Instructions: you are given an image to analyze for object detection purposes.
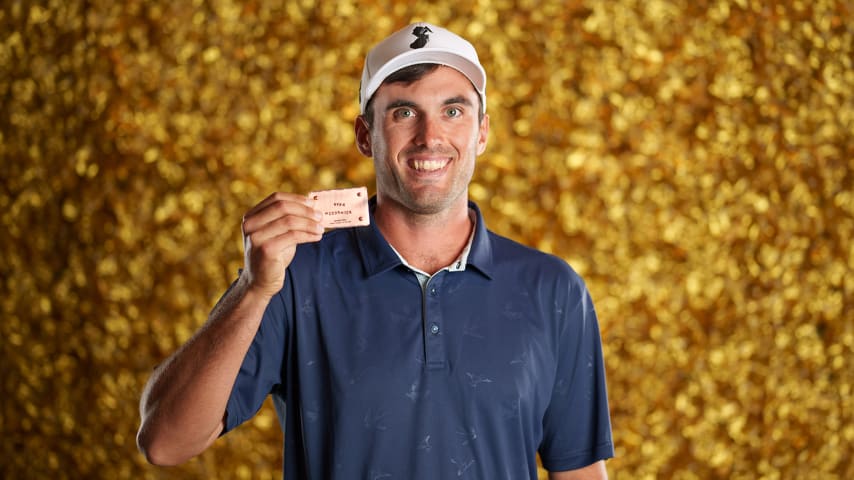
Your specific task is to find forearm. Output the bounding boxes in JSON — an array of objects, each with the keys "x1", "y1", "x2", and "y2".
[{"x1": 137, "y1": 274, "x2": 272, "y2": 465}]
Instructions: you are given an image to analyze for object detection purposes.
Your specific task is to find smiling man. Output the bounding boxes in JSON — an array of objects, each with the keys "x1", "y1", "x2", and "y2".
[{"x1": 137, "y1": 23, "x2": 614, "y2": 479}]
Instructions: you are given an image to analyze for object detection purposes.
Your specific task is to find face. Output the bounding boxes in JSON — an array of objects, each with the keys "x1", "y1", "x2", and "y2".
[{"x1": 355, "y1": 66, "x2": 489, "y2": 217}]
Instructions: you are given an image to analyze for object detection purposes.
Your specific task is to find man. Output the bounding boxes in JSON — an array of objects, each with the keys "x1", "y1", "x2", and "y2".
[{"x1": 137, "y1": 22, "x2": 614, "y2": 479}]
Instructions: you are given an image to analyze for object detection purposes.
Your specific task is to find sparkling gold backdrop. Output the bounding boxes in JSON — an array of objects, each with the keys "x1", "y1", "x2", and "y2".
[{"x1": 1, "y1": 0, "x2": 851, "y2": 478}]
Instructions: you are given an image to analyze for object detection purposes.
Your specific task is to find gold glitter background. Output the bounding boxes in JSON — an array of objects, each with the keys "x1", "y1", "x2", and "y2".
[{"x1": 1, "y1": 0, "x2": 851, "y2": 478}]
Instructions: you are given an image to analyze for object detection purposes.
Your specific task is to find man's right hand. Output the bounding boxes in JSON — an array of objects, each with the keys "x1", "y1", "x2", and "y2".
[
  {"x1": 137, "y1": 191, "x2": 324, "y2": 466},
  {"x1": 240, "y1": 192, "x2": 324, "y2": 298}
]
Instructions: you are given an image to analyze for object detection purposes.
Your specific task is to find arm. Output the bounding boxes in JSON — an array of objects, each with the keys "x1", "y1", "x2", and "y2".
[
  {"x1": 136, "y1": 192, "x2": 323, "y2": 466},
  {"x1": 549, "y1": 460, "x2": 608, "y2": 480},
  {"x1": 541, "y1": 271, "x2": 614, "y2": 478}
]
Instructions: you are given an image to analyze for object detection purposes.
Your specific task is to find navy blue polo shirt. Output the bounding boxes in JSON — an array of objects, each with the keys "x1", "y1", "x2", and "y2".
[{"x1": 223, "y1": 200, "x2": 613, "y2": 479}]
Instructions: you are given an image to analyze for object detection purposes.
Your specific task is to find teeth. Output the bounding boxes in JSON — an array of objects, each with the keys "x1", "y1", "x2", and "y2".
[{"x1": 413, "y1": 159, "x2": 446, "y2": 171}]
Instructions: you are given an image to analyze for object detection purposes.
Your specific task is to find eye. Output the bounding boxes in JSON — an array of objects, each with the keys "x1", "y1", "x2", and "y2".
[
  {"x1": 445, "y1": 107, "x2": 462, "y2": 118},
  {"x1": 393, "y1": 108, "x2": 415, "y2": 119}
]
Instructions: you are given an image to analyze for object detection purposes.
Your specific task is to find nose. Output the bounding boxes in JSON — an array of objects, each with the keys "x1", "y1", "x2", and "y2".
[{"x1": 414, "y1": 114, "x2": 443, "y2": 148}]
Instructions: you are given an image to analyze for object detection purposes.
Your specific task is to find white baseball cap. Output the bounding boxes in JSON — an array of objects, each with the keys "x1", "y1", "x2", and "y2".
[{"x1": 359, "y1": 22, "x2": 487, "y2": 115}]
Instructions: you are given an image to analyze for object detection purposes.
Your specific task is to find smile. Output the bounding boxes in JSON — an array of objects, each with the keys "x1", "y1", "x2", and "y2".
[{"x1": 411, "y1": 159, "x2": 449, "y2": 172}]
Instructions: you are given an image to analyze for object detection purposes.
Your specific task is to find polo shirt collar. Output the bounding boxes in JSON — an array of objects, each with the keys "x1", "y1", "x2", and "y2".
[{"x1": 355, "y1": 197, "x2": 494, "y2": 280}]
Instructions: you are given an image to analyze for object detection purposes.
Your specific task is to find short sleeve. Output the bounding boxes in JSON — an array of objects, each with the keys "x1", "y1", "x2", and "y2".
[
  {"x1": 222, "y1": 286, "x2": 289, "y2": 434},
  {"x1": 538, "y1": 275, "x2": 614, "y2": 471}
]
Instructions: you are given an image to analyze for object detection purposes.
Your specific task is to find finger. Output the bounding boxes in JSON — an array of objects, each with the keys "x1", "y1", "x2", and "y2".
[
  {"x1": 243, "y1": 192, "x2": 315, "y2": 222},
  {"x1": 246, "y1": 214, "x2": 324, "y2": 246},
  {"x1": 266, "y1": 229, "x2": 324, "y2": 250},
  {"x1": 243, "y1": 197, "x2": 322, "y2": 235},
  {"x1": 250, "y1": 230, "x2": 323, "y2": 264}
]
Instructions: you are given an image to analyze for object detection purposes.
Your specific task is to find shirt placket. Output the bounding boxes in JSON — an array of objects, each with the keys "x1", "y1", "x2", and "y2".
[{"x1": 423, "y1": 273, "x2": 446, "y2": 371}]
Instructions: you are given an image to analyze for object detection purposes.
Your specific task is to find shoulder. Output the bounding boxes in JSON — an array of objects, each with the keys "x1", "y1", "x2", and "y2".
[
  {"x1": 486, "y1": 230, "x2": 585, "y2": 289},
  {"x1": 483, "y1": 231, "x2": 595, "y2": 336},
  {"x1": 288, "y1": 227, "x2": 363, "y2": 275},
  {"x1": 294, "y1": 227, "x2": 360, "y2": 256}
]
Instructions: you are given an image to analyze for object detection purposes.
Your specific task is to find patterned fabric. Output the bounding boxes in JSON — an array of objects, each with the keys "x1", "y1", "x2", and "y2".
[{"x1": 224, "y1": 199, "x2": 613, "y2": 478}]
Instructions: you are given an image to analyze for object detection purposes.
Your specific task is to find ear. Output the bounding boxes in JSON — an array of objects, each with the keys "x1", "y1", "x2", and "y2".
[
  {"x1": 354, "y1": 115, "x2": 373, "y2": 157},
  {"x1": 476, "y1": 114, "x2": 490, "y2": 155}
]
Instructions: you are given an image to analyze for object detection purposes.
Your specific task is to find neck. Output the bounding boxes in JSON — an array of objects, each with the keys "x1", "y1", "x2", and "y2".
[{"x1": 374, "y1": 197, "x2": 473, "y2": 275}]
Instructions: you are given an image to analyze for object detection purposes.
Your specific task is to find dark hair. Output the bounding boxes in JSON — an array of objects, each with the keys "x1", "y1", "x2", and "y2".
[{"x1": 362, "y1": 63, "x2": 484, "y2": 128}]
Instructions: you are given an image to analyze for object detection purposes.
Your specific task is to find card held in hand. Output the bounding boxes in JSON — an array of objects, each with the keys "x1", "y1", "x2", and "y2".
[{"x1": 308, "y1": 186, "x2": 370, "y2": 228}]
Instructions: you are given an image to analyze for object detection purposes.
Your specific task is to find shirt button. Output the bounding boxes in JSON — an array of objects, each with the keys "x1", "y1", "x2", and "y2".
[
  {"x1": 430, "y1": 323, "x2": 440, "y2": 335},
  {"x1": 430, "y1": 287, "x2": 438, "y2": 296}
]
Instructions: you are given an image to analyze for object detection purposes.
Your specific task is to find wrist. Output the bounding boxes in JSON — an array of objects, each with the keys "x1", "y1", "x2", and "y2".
[{"x1": 235, "y1": 271, "x2": 280, "y2": 304}]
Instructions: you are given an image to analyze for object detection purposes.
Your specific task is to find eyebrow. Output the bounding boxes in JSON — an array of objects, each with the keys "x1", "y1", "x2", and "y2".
[
  {"x1": 443, "y1": 96, "x2": 473, "y2": 107},
  {"x1": 385, "y1": 99, "x2": 417, "y2": 112}
]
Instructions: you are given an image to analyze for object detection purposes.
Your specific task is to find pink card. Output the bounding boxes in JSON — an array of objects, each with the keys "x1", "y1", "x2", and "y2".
[{"x1": 308, "y1": 187, "x2": 370, "y2": 229}]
